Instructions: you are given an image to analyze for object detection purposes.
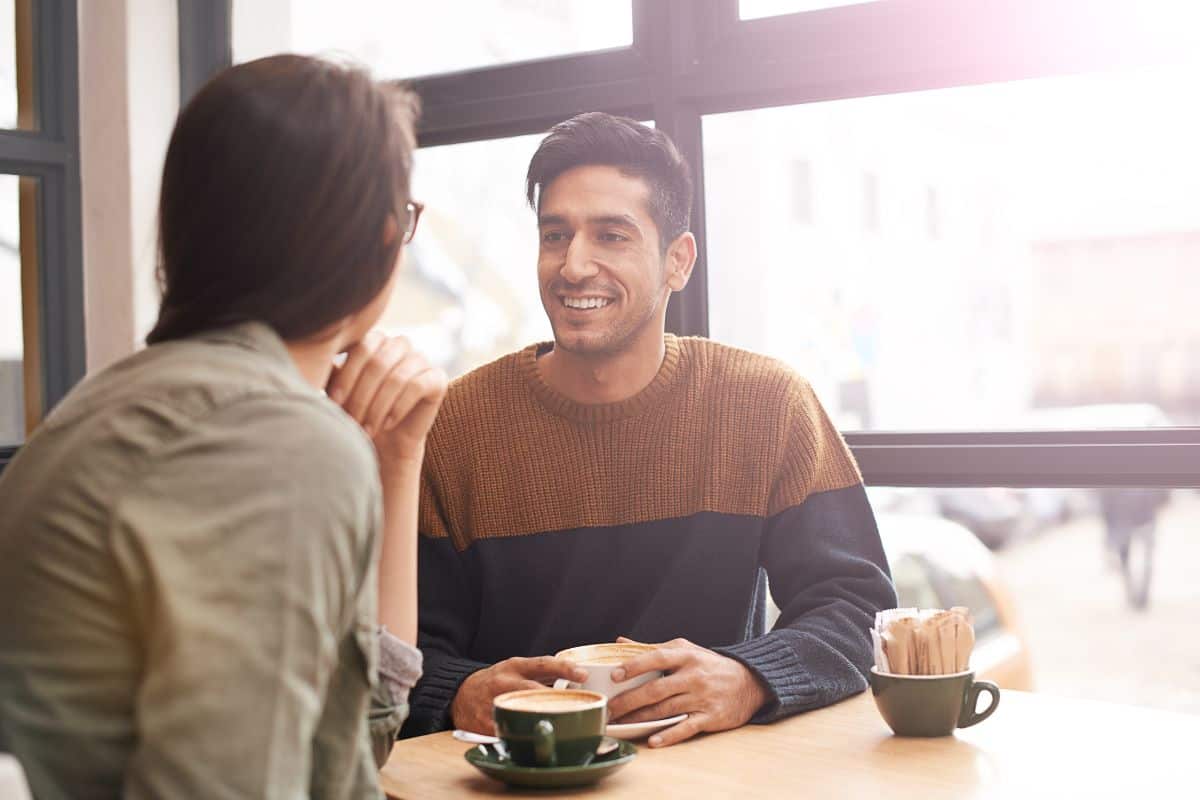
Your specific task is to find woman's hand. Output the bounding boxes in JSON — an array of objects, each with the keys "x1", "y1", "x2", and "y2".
[
  {"x1": 326, "y1": 331, "x2": 448, "y2": 469},
  {"x1": 327, "y1": 330, "x2": 447, "y2": 645}
]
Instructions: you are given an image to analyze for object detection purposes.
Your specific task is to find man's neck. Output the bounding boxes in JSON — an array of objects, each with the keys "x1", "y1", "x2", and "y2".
[{"x1": 538, "y1": 327, "x2": 667, "y2": 405}]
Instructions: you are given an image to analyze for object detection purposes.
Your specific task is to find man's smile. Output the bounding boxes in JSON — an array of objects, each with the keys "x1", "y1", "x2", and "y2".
[{"x1": 559, "y1": 295, "x2": 615, "y2": 311}]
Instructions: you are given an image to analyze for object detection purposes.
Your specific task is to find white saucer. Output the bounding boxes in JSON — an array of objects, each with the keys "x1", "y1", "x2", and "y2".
[{"x1": 606, "y1": 713, "x2": 688, "y2": 741}]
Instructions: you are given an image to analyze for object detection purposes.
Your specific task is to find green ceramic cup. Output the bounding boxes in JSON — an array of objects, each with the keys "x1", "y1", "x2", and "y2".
[
  {"x1": 870, "y1": 667, "x2": 1000, "y2": 737},
  {"x1": 492, "y1": 689, "x2": 608, "y2": 768}
]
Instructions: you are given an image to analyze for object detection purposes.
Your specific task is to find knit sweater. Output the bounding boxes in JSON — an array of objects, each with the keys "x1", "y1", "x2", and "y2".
[{"x1": 402, "y1": 334, "x2": 896, "y2": 736}]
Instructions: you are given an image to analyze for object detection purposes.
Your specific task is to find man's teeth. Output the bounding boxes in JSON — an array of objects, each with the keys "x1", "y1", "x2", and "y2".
[{"x1": 562, "y1": 297, "x2": 612, "y2": 309}]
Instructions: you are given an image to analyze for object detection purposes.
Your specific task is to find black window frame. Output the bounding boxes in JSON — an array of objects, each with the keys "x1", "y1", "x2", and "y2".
[
  {"x1": 0, "y1": 0, "x2": 84, "y2": 473},
  {"x1": 171, "y1": 0, "x2": 1200, "y2": 490}
]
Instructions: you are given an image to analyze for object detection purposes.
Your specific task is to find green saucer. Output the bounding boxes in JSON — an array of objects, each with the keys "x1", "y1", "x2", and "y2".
[{"x1": 464, "y1": 737, "x2": 636, "y2": 789}]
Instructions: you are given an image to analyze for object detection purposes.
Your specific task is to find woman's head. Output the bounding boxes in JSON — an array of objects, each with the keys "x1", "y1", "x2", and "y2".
[{"x1": 147, "y1": 54, "x2": 420, "y2": 346}]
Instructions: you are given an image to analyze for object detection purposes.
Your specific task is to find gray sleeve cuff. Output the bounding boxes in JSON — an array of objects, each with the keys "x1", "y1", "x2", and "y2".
[
  {"x1": 716, "y1": 630, "x2": 868, "y2": 723},
  {"x1": 379, "y1": 628, "x2": 423, "y2": 709}
]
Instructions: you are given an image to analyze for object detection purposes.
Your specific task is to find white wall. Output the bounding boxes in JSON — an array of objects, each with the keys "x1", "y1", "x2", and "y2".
[
  {"x1": 232, "y1": 0, "x2": 291, "y2": 63},
  {"x1": 78, "y1": 0, "x2": 178, "y2": 373}
]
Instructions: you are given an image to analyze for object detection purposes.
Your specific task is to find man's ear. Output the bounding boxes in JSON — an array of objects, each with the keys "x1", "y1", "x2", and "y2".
[{"x1": 665, "y1": 231, "x2": 697, "y2": 292}]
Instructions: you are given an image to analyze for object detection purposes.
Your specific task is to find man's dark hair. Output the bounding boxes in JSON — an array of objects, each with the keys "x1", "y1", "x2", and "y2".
[
  {"x1": 525, "y1": 112, "x2": 693, "y2": 252},
  {"x1": 147, "y1": 54, "x2": 419, "y2": 345}
]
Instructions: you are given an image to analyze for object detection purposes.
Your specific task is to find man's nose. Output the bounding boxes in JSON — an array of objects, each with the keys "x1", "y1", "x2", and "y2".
[{"x1": 560, "y1": 237, "x2": 600, "y2": 283}]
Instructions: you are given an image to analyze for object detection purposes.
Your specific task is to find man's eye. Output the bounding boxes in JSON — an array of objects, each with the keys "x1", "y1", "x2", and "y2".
[
  {"x1": 542, "y1": 231, "x2": 568, "y2": 244},
  {"x1": 599, "y1": 232, "x2": 628, "y2": 242}
]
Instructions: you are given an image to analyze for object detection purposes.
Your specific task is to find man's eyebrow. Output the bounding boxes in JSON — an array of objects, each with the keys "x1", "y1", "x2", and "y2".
[
  {"x1": 587, "y1": 214, "x2": 641, "y2": 229},
  {"x1": 537, "y1": 212, "x2": 644, "y2": 231}
]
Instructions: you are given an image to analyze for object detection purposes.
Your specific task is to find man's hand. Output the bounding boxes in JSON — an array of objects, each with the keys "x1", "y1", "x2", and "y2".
[
  {"x1": 451, "y1": 657, "x2": 589, "y2": 735},
  {"x1": 605, "y1": 637, "x2": 770, "y2": 748},
  {"x1": 327, "y1": 331, "x2": 447, "y2": 469}
]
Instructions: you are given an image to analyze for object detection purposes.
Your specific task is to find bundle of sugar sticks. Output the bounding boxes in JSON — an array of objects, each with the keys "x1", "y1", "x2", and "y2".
[{"x1": 871, "y1": 607, "x2": 974, "y2": 675}]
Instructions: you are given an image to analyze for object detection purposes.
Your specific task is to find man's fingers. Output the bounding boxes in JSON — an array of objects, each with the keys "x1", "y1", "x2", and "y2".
[
  {"x1": 610, "y1": 693, "x2": 692, "y2": 725},
  {"x1": 606, "y1": 674, "x2": 688, "y2": 721},
  {"x1": 511, "y1": 656, "x2": 589, "y2": 683},
  {"x1": 648, "y1": 713, "x2": 707, "y2": 748},
  {"x1": 611, "y1": 647, "x2": 689, "y2": 683},
  {"x1": 616, "y1": 636, "x2": 652, "y2": 645},
  {"x1": 456, "y1": 698, "x2": 495, "y2": 735},
  {"x1": 514, "y1": 679, "x2": 547, "y2": 693}
]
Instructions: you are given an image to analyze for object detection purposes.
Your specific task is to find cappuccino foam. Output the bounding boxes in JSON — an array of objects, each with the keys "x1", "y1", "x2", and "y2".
[
  {"x1": 495, "y1": 690, "x2": 603, "y2": 713},
  {"x1": 559, "y1": 644, "x2": 655, "y2": 665}
]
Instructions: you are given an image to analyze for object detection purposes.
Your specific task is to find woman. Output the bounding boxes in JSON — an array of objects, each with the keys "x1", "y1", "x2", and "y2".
[{"x1": 0, "y1": 55, "x2": 442, "y2": 798}]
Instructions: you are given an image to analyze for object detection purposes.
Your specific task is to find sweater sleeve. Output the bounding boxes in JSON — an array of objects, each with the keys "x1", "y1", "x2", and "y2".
[
  {"x1": 715, "y1": 380, "x2": 896, "y2": 722},
  {"x1": 399, "y1": 463, "x2": 489, "y2": 738}
]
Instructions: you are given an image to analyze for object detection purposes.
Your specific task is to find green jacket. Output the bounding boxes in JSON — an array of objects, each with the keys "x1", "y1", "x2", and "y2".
[{"x1": 0, "y1": 322, "x2": 404, "y2": 799}]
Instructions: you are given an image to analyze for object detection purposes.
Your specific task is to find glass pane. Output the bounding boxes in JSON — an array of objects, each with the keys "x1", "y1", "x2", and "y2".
[
  {"x1": 740, "y1": 0, "x2": 880, "y2": 19},
  {"x1": 379, "y1": 134, "x2": 551, "y2": 378},
  {"x1": 0, "y1": 174, "x2": 24, "y2": 445},
  {"x1": 704, "y1": 63, "x2": 1200, "y2": 431},
  {"x1": 233, "y1": 0, "x2": 633, "y2": 77},
  {"x1": 0, "y1": 0, "x2": 19, "y2": 129},
  {"x1": 863, "y1": 486, "x2": 1200, "y2": 711}
]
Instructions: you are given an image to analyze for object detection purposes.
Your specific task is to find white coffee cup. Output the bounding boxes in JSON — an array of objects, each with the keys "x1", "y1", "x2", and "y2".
[{"x1": 553, "y1": 642, "x2": 664, "y2": 698}]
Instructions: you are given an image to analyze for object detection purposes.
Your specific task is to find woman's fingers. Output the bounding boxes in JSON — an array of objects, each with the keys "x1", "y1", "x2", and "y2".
[
  {"x1": 362, "y1": 352, "x2": 428, "y2": 435},
  {"x1": 384, "y1": 368, "x2": 447, "y2": 432},
  {"x1": 340, "y1": 336, "x2": 412, "y2": 422},
  {"x1": 326, "y1": 330, "x2": 385, "y2": 405}
]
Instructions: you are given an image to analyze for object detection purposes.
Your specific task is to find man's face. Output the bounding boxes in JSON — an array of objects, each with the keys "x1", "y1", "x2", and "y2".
[{"x1": 536, "y1": 165, "x2": 671, "y2": 356}]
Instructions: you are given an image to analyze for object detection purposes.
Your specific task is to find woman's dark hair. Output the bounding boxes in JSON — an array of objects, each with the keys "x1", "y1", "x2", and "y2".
[
  {"x1": 525, "y1": 112, "x2": 693, "y2": 252},
  {"x1": 147, "y1": 54, "x2": 420, "y2": 345}
]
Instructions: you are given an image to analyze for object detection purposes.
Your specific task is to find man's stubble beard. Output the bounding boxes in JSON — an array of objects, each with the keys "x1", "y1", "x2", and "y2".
[{"x1": 552, "y1": 290, "x2": 665, "y2": 358}]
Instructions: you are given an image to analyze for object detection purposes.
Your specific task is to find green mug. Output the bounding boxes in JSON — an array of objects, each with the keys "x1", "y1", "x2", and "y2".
[
  {"x1": 869, "y1": 667, "x2": 1000, "y2": 737},
  {"x1": 492, "y1": 689, "x2": 608, "y2": 768}
]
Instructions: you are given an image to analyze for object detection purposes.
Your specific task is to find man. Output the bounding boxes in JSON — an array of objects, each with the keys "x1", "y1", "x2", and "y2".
[{"x1": 403, "y1": 113, "x2": 896, "y2": 747}]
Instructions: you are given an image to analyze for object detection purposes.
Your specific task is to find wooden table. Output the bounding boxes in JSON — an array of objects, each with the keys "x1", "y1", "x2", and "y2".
[{"x1": 380, "y1": 691, "x2": 1197, "y2": 798}]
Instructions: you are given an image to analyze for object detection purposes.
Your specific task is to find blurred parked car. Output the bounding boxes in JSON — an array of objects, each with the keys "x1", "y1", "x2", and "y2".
[
  {"x1": 763, "y1": 510, "x2": 1034, "y2": 690},
  {"x1": 876, "y1": 512, "x2": 1035, "y2": 690},
  {"x1": 871, "y1": 485, "x2": 1061, "y2": 551},
  {"x1": 932, "y1": 487, "x2": 1027, "y2": 549}
]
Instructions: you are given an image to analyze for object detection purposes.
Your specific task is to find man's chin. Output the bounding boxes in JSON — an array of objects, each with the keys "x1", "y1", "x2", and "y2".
[{"x1": 552, "y1": 329, "x2": 618, "y2": 356}]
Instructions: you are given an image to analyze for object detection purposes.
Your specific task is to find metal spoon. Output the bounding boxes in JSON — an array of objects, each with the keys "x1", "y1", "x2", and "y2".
[
  {"x1": 453, "y1": 730, "x2": 500, "y2": 745},
  {"x1": 453, "y1": 730, "x2": 619, "y2": 757}
]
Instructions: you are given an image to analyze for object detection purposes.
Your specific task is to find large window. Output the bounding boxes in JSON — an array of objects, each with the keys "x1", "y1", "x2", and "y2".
[
  {"x1": 0, "y1": 174, "x2": 27, "y2": 445},
  {"x1": 0, "y1": 1, "x2": 83, "y2": 462},
  {"x1": 218, "y1": 0, "x2": 1200, "y2": 478},
  {"x1": 704, "y1": 64, "x2": 1200, "y2": 432},
  {"x1": 233, "y1": 0, "x2": 634, "y2": 77},
  {"x1": 0, "y1": 0, "x2": 21, "y2": 128}
]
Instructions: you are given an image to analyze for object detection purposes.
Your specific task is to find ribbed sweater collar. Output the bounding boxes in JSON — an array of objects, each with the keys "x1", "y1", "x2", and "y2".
[{"x1": 518, "y1": 334, "x2": 683, "y2": 424}]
